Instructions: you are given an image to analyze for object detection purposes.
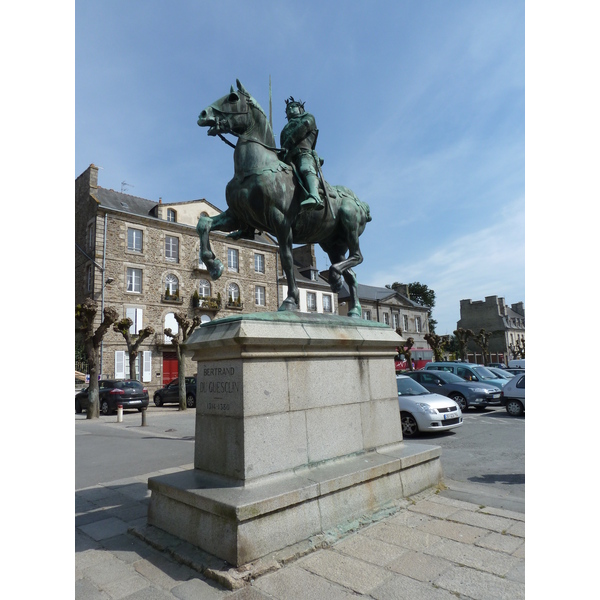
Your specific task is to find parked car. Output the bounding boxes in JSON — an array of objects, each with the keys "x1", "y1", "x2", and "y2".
[
  {"x1": 501, "y1": 373, "x2": 525, "y2": 416},
  {"x1": 508, "y1": 359, "x2": 525, "y2": 369},
  {"x1": 396, "y1": 375, "x2": 463, "y2": 437},
  {"x1": 75, "y1": 380, "x2": 150, "y2": 415},
  {"x1": 505, "y1": 368, "x2": 525, "y2": 376},
  {"x1": 423, "y1": 361, "x2": 507, "y2": 390},
  {"x1": 154, "y1": 376, "x2": 197, "y2": 408},
  {"x1": 487, "y1": 362, "x2": 507, "y2": 369},
  {"x1": 487, "y1": 367, "x2": 515, "y2": 380},
  {"x1": 404, "y1": 370, "x2": 502, "y2": 411}
]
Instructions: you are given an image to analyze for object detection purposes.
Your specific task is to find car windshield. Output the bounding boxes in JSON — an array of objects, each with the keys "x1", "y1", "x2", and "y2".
[
  {"x1": 472, "y1": 366, "x2": 496, "y2": 379},
  {"x1": 397, "y1": 378, "x2": 430, "y2": 396},
  {"x1": 435, "y1": 372, "x2": 464, "y2": 383},
  {"x1": 116, "y1": 381, "x2": 144, "y2": 390}
]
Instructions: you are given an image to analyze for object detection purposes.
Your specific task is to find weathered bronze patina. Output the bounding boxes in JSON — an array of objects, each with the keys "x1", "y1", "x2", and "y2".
[{"x1": 196, "y1": 80, "x2": 371, "y2": 317}]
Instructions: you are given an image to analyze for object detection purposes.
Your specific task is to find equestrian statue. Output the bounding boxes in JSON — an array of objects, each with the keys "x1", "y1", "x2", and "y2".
[{"x1": 196, "y1": 79, "x2": 371, "y2": 317}]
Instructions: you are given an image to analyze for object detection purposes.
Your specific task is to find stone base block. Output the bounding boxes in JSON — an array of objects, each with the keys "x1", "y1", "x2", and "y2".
[{"x1": 148, "y1": 443, "x2": 441, "y2": 566}]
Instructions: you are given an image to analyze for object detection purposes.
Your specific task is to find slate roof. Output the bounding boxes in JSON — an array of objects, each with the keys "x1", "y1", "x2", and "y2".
[
  {"x1": 338, "y1": 282, "x2": 423, "y2": 308},
  {"x1": 94, "y1": 187, "x2": 158, "y2": 217}
]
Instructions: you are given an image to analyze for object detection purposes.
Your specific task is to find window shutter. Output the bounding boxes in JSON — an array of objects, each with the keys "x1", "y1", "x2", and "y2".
[
  {"x1": 136, "y1": 309, "x2": 143, "y2": 334},
  {"x1": 126, "y1": 308, "x2": 143, "y2": 334},
  {"x1": 115, "y1": 351, "x2": 125, "y2": 379},
  {"x1": 143, "y1": 351, "x2": 152, "y2": 382}
]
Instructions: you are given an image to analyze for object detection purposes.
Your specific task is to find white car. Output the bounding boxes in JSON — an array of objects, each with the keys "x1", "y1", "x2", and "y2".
[
  {"x1": 396, "y1": 375, "x2": 463, "y2": 437},
  {"x1": 501, "y1": 373, "x2": 525, "y2": 416}
]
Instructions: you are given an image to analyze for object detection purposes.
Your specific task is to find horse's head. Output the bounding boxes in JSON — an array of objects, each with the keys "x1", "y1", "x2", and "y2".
[{"x1": 198, "y1": 79, "x2": 275, "y2": 146}]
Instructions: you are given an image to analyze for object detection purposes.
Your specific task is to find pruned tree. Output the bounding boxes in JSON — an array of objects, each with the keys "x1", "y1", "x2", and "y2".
[
  {"x1": 509, "y1": 338, "x2": 525, "y2": 359},
  {"x1": 75, "y1": 298, "x2": 119, "y2": 419},
  {"x1": 397, "y1": 336, "x2": 415, "y2": 370},
  {"x1": 472, "y1": 329, "x2": 492, "y2": 365},
  {"x1": 164, "y1": 312, "x2": 201, "y2": 410},
  {"x1": 424, "y1": 332, "x2": 448, "y2": 362},
  {"x1": 113, "y1": 318, "x2": 155, "y2": 380},
  {"x1": 453, "y1": 328, "x2": 474, "y2": 362}
]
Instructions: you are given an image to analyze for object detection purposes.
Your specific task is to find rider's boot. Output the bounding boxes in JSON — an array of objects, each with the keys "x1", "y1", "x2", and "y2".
[{"x1": 300, "y1": 172, "x2": 324, "y2": 211}]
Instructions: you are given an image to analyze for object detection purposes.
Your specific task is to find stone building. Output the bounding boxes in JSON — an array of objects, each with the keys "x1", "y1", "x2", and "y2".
[
  {"x1": 336, "y1": 282, "x2": 432, "y2": 362},
  {"x1": 278, "y1": 245, "x2": 338, "y2": 315},
  {"x1": 457, "y1": 295, "x2": 525, "y2": 364},
  {"x1": 75, "y1": 164, "x2": 279, "y2": 393}
]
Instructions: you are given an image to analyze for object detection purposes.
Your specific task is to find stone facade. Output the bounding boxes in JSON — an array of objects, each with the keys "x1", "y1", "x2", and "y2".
[
  {"x1": 457, "y1": 295, "x2": 525, "y2": 364},
  {"x1": 335, "y1": 282, "x2": 432, "y2": 362},
  {"x1": 75, "y1": 164, "x2": 280, "y2": 394}
]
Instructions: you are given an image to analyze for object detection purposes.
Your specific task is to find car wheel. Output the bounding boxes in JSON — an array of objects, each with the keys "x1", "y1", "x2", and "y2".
[
  {"x1": 450, "y1": 394, "x2": 467, "y2": 411},
  {"x1": 154, "y1": 394, "x2": 163, "y2": 407},
  {"x1": 186, "y1": 393, "x2": 196, "y2": 408},
  {"x1": 101, "y1": 400, "x2": 111, "y2": 415},
  {"x1": 400, "y1": 412, "x2": 419, "y2": 437},
  {"x1": 506, "y1": 400, "x2": 524, "y2": 416}
]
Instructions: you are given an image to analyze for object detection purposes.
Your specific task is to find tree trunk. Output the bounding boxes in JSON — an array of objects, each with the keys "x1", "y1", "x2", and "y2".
[
  {"x1": 86, "y1": 343, "x2": 100, "y2": 419},
  {"x1": 177, "y1": 346, "x2": 186, "y2": 411}
]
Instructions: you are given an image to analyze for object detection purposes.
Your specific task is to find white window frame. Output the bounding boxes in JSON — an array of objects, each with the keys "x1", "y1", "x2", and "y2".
[
  {"x1": 255, "y1": 285, "x2": 266, "y2": 306},
  {"x1": 307, "y1": 292, "x2": 317, "y2": 311},
  {"x1": 87, "y1": 223, "x2": 95, "y2": 249},
  {"x1": 165, "y1": 236, "x2": 179, "y2": 262},
  {"x1": 254, "y1": 253, "x2": 265, "y2": 274},
  {"x1": 165, "y1": 274, "x2": 179, "y2": 296},
  {"x1": 392, "y1": 314, "x2": 399, "y2": 330},
  {"x1": 115, "y1": 351, "x2": 150, "y2": 381},
  {"x1": 126, "y1": 308, "x2": 143, "y2": 334},
  {"x1": 198, "y1": 279, "x2": 211, "y2": 298},
  {"x1": 127, "y1": 228, "x2": 143, "y2": 252},
  {"x1": 323, "y1": 294, "x2": 332, "y2": 313},
  {"x1": 228, "y1": 248, "x2": 239, "y2": 272},
  {"x1": 362, "y1": 310, "x2": 371, "y2": 321},
  {"x1": 228, "y1": 282, "x2": 240, "y2": 303},
  {"x1": 166, "y1": 208, "x2": 176, "y2": 222},
  {"x1": 383, "y1": 312, "x2": 390, "y2": 325},
  {"x1": 403, "y1": 314, "x2": 409, "y2": 331},
  {"x1": 126, "y1": 268, "x2": 142, "y2": 293},
  {"x1": 415, "y1": 316, "x2": 422, "y2": 333}
]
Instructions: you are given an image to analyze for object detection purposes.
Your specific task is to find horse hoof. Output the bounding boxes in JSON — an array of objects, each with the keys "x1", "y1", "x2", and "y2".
[
  {"x1": 347, "y1": 309, "x2": 361, "y2": 318},
  {"x1": 209, "y1": 261, "x2": 224, "y2": 280},
  {"x1": 278, "y1": 298, "x2": 299, "y2": 312}
]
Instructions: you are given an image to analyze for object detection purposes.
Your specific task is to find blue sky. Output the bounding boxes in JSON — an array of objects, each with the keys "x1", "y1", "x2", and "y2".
[{"x1": 75, "y1": 0, "x2": 525, "y2": 335}]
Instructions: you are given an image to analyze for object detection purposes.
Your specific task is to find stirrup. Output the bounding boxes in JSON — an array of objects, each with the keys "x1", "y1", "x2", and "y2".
[{"x1": 300, "y1": 195, "x2": 324, "y2": 211}]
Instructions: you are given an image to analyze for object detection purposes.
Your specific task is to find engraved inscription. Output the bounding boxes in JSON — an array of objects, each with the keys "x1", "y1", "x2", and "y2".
[{"x1": 199, "y1": 365, "x2": 239, "y2": 413}]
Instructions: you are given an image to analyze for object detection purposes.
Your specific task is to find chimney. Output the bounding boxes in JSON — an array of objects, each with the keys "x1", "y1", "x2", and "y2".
[{"x1": 159, "y1": 197, "x2": 162, "y2": 204}]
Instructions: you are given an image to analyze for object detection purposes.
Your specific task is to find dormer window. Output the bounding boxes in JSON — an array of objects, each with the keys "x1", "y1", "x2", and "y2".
[{"x1": 166, "y1": 208, "x2": 176, "y2": 222}]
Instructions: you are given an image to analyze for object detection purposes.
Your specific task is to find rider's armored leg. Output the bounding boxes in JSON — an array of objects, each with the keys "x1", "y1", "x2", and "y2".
[{"x1": 298, "y1": 155, "x2": 324, "y2": 211}]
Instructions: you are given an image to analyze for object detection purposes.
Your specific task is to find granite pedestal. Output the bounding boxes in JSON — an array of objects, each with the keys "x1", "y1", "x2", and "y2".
[{"x1": 147, "y1": 312, "x2": 442, "y2": 566}]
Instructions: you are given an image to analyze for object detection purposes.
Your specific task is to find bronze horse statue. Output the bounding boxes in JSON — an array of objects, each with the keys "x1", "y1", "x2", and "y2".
[{"x1": 196, "y1": 80, "x2": 371, "y2": 317}]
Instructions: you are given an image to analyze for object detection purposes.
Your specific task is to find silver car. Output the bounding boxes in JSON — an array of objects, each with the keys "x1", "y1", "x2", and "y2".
[
  {"x1": 396, "y1": 375, "x2": 463, "y2": 437},
  {"x1": 501, "y1": 373, "x2": 525, "y2": 416}
]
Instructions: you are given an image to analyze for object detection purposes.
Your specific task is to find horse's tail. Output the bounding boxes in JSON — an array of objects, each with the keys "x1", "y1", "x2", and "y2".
[{"x1": 357, "y1": 199, "x2": 372, "y2": 222}]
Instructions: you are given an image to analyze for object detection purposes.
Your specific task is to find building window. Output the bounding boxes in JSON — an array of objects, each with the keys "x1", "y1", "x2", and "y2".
[
  {"x1": 165, "y1": 236, "x2": 179, "y2": 262},
  {"x1": 87, "y1": 223, "x2": 95, "y2": 249},
  {"x1": 307, "y1": 292, "x2": 317, "y2": 311},
  {"x1": 165, "y1": 274, "x2": 179, "y2": 297},
  {"x1": 127, "y1": 268, "x2": 142, "y2": 293},
  {"x1": 392, "y1": 313, "x2": 399, "y2": 330},
  {"x1": 125, "y1": 307, "x2": 143, "y2": 334},
  {"x1": 362, "y1": 310, "x2": 371, "y2": 321},
  {"x1": 415, "y1": 317, "x2": 422, "y2": 333},
  {"x1": 127, "y1": 228, "x2": 143, "y2": 252},
  {"x1": 228, "y1": 248, "x2": 239, "y2": 272},
  {"x1": 86, "y1": 264, "x2": 93, "y2": 292},
  {"x1": 166, "y1": 208, "x2": 176, "y2": 222},
  {"x1": 383, "y1": 313, "x2": 390, "y2": 325},
  {"x1": 323, "y1": 294, "x2": 332, "y2": 313},
  {"x1": 255, "y1": 286, "x2": 266, "y2": 306},
  {"x1": 403, "y1": 315, "x2": 409, "y2": 331},
  {"x1": 198, "y1": 279, "x2": 211, "y2": 298},
  {"x1": 254, "y1": 253, "x2": 265, "y2": 273},
  {"x1": 228, "y1": 282, "x2": 240, "y2": 304}
]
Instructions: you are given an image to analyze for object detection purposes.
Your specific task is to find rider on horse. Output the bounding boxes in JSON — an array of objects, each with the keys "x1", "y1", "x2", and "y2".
[{"x1": 279, "y1": 98, "x2": 324, "y2": 212}]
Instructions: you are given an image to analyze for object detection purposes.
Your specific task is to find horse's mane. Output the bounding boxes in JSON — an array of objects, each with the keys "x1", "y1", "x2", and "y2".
[{"x1": 238, "y1": 89, "x2": 276, "y2": 148}]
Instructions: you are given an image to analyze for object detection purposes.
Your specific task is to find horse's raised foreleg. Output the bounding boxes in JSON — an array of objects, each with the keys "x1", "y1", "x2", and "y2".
[
  {"x1": 322, "y1": 244, "x2": 363, "y2": 318},
  {"x1": 196, "y1": 210, "x2": 240, "y2": 280},
  {"x1": 275, "y1": 222, "x2": 299, "y2": 311}
]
